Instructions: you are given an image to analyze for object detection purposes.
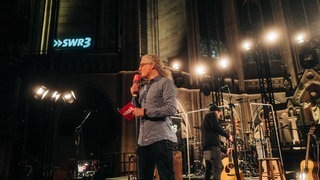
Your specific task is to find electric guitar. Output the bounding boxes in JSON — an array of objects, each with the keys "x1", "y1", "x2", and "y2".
[
  {"x1": 221, "y1": 143, "x2": 244, "y2": 180},
  {"x1": 299, "y1": 126, "x2": 320, "y2": 180}
]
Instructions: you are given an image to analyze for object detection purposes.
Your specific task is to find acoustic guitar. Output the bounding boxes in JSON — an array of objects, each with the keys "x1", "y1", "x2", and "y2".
[
  {"x1": 221, "y1": 143, "x2": 244, "y2": 180},
  {"x1": 299, "y1": 126, "x2": 320, "y2": 180}
]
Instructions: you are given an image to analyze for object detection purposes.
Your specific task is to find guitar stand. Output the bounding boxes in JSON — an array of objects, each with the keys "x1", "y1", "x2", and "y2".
[{"x1": 258, "y1": 157, "x2": 285, "y2": 180}]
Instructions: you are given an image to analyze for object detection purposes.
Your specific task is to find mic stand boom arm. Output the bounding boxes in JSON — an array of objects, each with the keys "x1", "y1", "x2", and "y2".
[{"x1": 74, "y1": 111, "x2": 92, "y2": 179}]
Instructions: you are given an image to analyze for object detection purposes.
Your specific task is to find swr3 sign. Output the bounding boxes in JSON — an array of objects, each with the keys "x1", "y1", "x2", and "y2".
[{"x1": 53, "y1": 37, "x2": 92, "y2": 48}]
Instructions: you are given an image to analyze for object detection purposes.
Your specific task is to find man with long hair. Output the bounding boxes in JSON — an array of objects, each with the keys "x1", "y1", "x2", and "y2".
[{"x1": 130, "y1": 54, "x2": 177, "y2": 179}]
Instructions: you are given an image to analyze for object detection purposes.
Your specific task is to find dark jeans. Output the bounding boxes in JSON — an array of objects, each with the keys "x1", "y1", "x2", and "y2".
[
  {"x1": 137, "y1": 140, "x2": 175, "y2": 180},
  {"x1": 203, "y1": 146, "x2": 223, "y2": 180}
]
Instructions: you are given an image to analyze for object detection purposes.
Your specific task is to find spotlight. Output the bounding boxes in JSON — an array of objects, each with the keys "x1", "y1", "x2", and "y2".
[
  {"x1": 171, "y1": 62, "x2": 181, "y2": 71},
  {"x1": 299, "y1": 47, "x2": 318, "y2": 69},
  {"x1": 34, "y1": 86, "x2": 49, "y2": 100},
  {"x1": 295, "y1": 32, "x2": 308, "y2": 44},
  {"x1": 195, "y1": 65, "x2": 206, "y2": 76},
  {"x1": 173, "y1": 72, "x2": 185, "y2": 88},
  {"x1": 51, "y1": 91, "x2": 61, "y2": 102},
  {"x1": 296, "y1": 34, "x2": 305, "y2": 44},
  {"x1": 218, "y1": 57, "x2": 229, "y2": 69},
  {"x1": 200, "y1": 82, "x2": 211, "y2": 96},
  {"x1": 264, "y1": 29, "x2": 280, "y2": 45},
  {"x1": 62, "y1": 91, "x2": 76, "y2": 104},
  {"x1": 199, "y1": 77, "x2": 212, "y2": 96},
  {"x1": 242, "y1": 40, "x2": 253, "y2": 51}
]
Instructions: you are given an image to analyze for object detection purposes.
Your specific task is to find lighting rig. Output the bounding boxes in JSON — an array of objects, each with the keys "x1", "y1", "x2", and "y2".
[
  {"x1": 33, "y1": 85, "x2": 76, "y2": 104},
  {"x1": 295, "y1": 32, "x2": 319, "y2": 70}
]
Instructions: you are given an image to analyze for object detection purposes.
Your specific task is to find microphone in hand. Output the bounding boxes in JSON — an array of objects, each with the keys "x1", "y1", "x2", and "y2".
[{"x1": 132, "y1": 73, "x2": 141, "y2": 97}]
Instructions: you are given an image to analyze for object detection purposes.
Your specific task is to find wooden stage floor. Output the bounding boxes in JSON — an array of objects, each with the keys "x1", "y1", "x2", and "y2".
[{"x1": 105, "y1": 171, "x2": 298, "y2": 180}]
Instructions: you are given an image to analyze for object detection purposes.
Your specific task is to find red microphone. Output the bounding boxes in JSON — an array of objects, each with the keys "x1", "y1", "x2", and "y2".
[
  {"x1": 132, "y1": 74, "x2": 141, "y2": 97},
  {"x1": 133, "y1": 73, "x2": 141, "y2": 84}
]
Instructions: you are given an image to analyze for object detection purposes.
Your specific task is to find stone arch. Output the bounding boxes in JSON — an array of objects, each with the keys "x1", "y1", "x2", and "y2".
[{"x1": 52, "y1": 85, "x2": 121, "y2": 166}]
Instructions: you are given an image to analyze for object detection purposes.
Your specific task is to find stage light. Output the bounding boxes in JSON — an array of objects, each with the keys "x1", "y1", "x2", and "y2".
[
  {"x1": 296, "y1": 34, "x2": 305, "y2": 44},
  {"x1": 295, "y1": 32, "x2": 308, "y2": 44},
  {"x1": 218, "y1": 57, "x2": 229, "y2": 69},
  {"x1": 171, "y1": 61, "x2": 181, "y2": 71},
  {"x1": 34, "y1": 86, "x2": 49, "y2": 100},
  {"x1": 200, "y1": 82, "x2": 212, "y2": 96},
  {"x1": 199, "y1": 76, "x2": 212, "y2": 96},
  {"x1": 173, "y1": 72, "x2": 185, "y2": 88},
  {"x1": 51, "y1": 91, "x2": 61, "y2": 102},
  {"x1": 299, "y1": 47, "x2": 318, "y2": 69},
  {"x1": 62, "y1": 91, "x2": 76, "y2": 104},
  {"x1": 264, "y1": 29, "x2": 279, "y2": 44},
  {"x1": 242, "y1": 40, "x2": 253, "y2": 51},
  {"x1": 195, "y1": 65, "x2": 206, "y2": 76}
]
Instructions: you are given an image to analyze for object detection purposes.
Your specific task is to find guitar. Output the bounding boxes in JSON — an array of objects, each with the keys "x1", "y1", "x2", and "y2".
[
  {"x1": 299, "y1": 126, "x2": 320, "y2": 180},
  {"x1": 221, "y1": 143, "x2": 244, "y2": 180}
]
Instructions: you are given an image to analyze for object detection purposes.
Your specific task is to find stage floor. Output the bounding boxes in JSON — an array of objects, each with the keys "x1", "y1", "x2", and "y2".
[
  {"x1": 105, "y1": 171, "x2": 298, "y2": 180},
  {"x1": 105, "y1": 175, "x2": 259, "y2": 180}
]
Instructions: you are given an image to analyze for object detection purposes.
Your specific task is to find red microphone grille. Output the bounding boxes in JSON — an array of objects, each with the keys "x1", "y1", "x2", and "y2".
[{"x1": 133, "y1": 74, "x2": 141, "y2": 83}]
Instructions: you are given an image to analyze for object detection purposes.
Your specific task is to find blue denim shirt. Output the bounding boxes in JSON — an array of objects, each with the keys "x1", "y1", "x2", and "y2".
[{"x1": 138, "y1": 75, "x2": 177, "y2": 146}]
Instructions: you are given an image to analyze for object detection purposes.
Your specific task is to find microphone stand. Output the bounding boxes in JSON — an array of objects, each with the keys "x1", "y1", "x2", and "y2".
[
  {"x1": 132, "y1": 96, "x2": 140, "y2": 179},
  {"x1": 224, "y1": 86, "x2": 241, "y2": 180},
  {"x1": 74, "y1": 111, "x2": 92, "y2": 179}
]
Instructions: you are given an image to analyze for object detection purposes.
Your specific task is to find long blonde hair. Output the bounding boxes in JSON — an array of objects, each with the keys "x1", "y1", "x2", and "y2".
[{"x1": 142, "y1": 54, "x2": 172, "y2": 80}]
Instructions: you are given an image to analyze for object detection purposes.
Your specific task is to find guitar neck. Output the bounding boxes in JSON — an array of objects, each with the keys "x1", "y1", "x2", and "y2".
[
  {"x1": 305, "y1": 134, "x2": 311, "y2": 162},
  {"x1": 228, "y1": 142, "x2": 233, "y2": 162},
  {"x1": 304, "y1": 126, "x2": 315, "y2": 167}
]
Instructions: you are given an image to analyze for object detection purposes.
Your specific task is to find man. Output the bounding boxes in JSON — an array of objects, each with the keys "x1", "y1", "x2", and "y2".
[
  {"x1": 130, "y1": 54, "x2": 177, "y2": 180},
  {"x1": 200, "y1": 104, "x2": 233, "y2": 180}
]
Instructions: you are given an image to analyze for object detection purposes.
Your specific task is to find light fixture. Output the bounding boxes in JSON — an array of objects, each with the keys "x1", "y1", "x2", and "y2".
[
  {"x1": 199, "y1": 76, "x2": 212, "y2": 96},
  {"x1": 62, "y1": 91, "x2": 76, "y2": 104},
  {"x1": 34, "y1": 86, "x2": 49, "y2": 100},
  {"x1": 195, "y1": 65, "x2": 206, "y2": 76},
  {"x1": 171, "y1": 61, "x2": 181, "y2": 71},
  {"x1": 242, "y1": 40, "x2": 253, "y2": 51},
  {"x1": 299, "y1": 47, "x2": 318, "y2": 69},
  {"x1": 51, "y1": 91, "x2": 61, "y2": 102},
  {"x1": 296, "y1": 34, "x2": 305, "y2": 44},
  {"x1": 173, "y1": 72, "x2": 185, "y2": 88},
  {"x1": 295, "y1": 32, "x2": 308, "y2": 44},
  {"x1": 263, "y1": 29, "x2": 280, "y2": 45},
  {"x1": 218, "y1": 57, "x2": 229, "y2": 69}
]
